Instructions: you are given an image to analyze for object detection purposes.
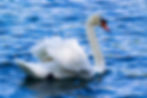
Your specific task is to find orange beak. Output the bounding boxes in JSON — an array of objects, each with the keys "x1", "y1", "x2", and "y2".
[
  {"x1": 102, "y1": 23, "x2": 110, "y2": 31},
  {"x1": 101, "y1": 19, "x2": 110, "y2": 32}
]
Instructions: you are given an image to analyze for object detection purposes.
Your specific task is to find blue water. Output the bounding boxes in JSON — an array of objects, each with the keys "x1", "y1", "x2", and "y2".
[{"x1": 0, "y1": 0, "x2": 147, "y2": 98}]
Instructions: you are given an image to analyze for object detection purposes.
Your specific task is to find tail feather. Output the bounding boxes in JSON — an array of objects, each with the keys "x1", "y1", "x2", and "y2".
[{"x1": 15, "y1": 59, "x2": 49, "y2": 79}]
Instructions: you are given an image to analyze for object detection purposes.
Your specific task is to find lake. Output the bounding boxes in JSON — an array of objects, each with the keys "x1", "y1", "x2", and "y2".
[{"x1": 0, "y1": 0, "x2": 147, "y2": 98}]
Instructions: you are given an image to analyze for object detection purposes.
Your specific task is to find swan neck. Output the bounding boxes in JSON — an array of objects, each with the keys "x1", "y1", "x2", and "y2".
[{"x1": 86, "y1": 25, "x2": 105, "y2": 68}]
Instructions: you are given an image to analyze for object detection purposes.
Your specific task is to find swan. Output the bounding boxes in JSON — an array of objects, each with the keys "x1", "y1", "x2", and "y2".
[{"x1": 16, "y1": 14, "x2": 109, "y2": 79}]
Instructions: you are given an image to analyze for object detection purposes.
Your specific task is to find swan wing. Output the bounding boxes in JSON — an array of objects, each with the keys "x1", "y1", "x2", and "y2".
[
  {"x1": 45, "y1": 38, "x2": 91, "y2": 73},
  {"x1": 31, "y1": 37, "x2": 64, "y2": 62}
]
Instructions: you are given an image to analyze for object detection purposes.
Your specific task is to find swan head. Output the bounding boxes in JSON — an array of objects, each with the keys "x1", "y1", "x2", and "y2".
[{"x1": 87, "y1": 14, "x2": 109, "y2": 31}]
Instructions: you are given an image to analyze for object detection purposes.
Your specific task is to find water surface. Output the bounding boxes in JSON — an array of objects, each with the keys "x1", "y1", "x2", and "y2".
[{"x1": 0, "y1": 0, "x2": 147, "y2": 97}]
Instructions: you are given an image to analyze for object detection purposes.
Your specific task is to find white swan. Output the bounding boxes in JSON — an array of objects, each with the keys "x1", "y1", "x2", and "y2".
[{"x1": 16, "y1": 14, "x2": 109, "y2": 79}]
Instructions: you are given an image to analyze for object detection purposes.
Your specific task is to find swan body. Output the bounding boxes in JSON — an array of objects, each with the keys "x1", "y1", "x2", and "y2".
[{"x1": 16, "y1": 14, "x2": 108, "y2": 79}]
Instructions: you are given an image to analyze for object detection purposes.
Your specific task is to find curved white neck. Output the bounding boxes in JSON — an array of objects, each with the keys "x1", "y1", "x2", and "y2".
[{"x1": 86, "y1": 25, "x2": 105, "y2": 70}]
